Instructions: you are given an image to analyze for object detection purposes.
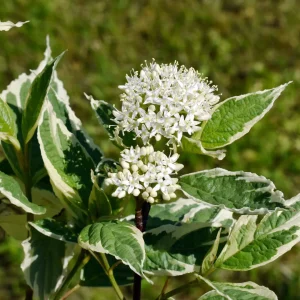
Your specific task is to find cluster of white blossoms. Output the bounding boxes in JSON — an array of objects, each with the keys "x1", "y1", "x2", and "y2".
[
  {"x1": 113, "y1": 60, "x2": 220, "y2": 147},
  {"x1": 105, "y1": 145, "x2": 183, "y2": 203}
]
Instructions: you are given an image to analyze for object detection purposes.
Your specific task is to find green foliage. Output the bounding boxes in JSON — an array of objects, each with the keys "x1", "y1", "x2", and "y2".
[
  {"x1": 179, "y1": 168, "x2": 286, "y2": 214},
  {"x1": 143, "y1": 199, "x2": 233, "y2": 276},
  {"x1": 22, "y1": 53, "x2": 64, "y2": 144},
  {"x1": 197, "y1": 276, "x2": 278, "y2": 300},
  {"x1": 0, "y1": 99, "x2": 19, "y2": 150},
  {"x1": 196, "y1": 83, "x2": 291, "y2": 150},
  {"x1": 79, "y1": 221, "x2": 146, "y2": 277},
  {"x1": 81, "y1": 256, "x2": 134, "y2": 287},
  {"x1": 89, "y1": 96, "x2": 137, "y2": 148},
  {"x1": 0, "y1": 171, "x2": 46, "y2": 215},
  {"x1": 215, "y1": 200, "x2": 300, "y2": 271},
  {"x1": 21, "y1": 226, "x2": 73, "y2": 300}
]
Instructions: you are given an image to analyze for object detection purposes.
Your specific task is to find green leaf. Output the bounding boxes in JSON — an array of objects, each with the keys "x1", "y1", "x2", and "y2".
[
  {"x1": 49, "y1": 73, "x2": 102, "y2": 165},
  {"x1": 80, "y1": 256, "x2": 134, "y2": 287},
  {"x1": 0, "y1": 98, "x2": 20, "y2": 150},
  {"x1": 21, "y1": 226, "x2": 74, "y2": 300},
  {"x1": 0, "y1": 171, "x2": 46, "y2": 215},
  {"x1": 215, "y1": 198, "x2": 300, "y2": 271},
  {"x1": 0, "y1": 185, "x2": 62, "y2": 240},
  {"x1": 196, "y1": 276, "x2": 277, "y2": 300},
  {"x1": 201, "y1": 228, "x2": 222, "y2": 275},
  {"x1": 87, "y1": 95, "x2": 137, "y2": 148},
  {"x1": 89, "y1": 171, "x2": 112, "y2": 220},
  {"x1": 38, "y1": 101, "x2": 95, "y2": 222},
  {"x1": 0, "y1": 158, "x2": 14, "y2": 175},
  {"x1": 78, "y1": 221, "x2": 146, "y2": 277},
  {"x1": 179, "y1": 168, "x2": 286, "y2": 214},
  {"x1": 1, "y1": 142, "x2": 23, "y2": 179},
  {"x1": 29, "y1": 218, "x2": 78, "y2": 243},
  {"x1": 143, "y1": 198, "x2": 234, "y2": 276},
  {"x1": 95, "y1": 158, "x2": 119, "y2": 187},
  {"x1": 22, "y1": 52, "x2": 64, "y2": 144},
  {"x1": 181, "y1": 136, "x2": 226, "y2": 160},
  {"x1": 195, "y1": 82, "x2": 291, "y2": 150}
]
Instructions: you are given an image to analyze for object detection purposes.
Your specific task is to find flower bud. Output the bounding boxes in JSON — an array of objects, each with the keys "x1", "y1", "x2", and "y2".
[
  {"x1": 147, "y1": 197, "x2": 155, "y2": 204},
  {"x1": 142, "y1": 191, "x2": 149, "y2": 199},
  {"x1": 120, "y1": 160, "x2": 130, "y2": 169},
  {"x1": 131, "y1": 164, "x2": 139, "y2": 172},
  {"x1": 118, "y1": 191, "x2": 126, "y2": 198},
  {"x1": 133, "y1": 189, "x2": 140, "y2": 197},
  {"x1": 162, "y1": 194, "x2": 171, "y2": 201},
  {"x1": 150, "y1": 190, "x2": 157, "y2": 198}
]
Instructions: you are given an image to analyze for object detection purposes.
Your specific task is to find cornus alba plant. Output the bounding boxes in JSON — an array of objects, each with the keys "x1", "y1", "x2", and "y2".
[{"x1": 0, "y1": 26, "x2": 299, "y2": 300}]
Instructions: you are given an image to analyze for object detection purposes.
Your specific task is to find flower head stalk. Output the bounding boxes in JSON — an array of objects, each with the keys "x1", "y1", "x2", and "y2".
[
  {"x1": 105, "y1": 145, "x2": 183, "y2": 203},
  {"x1": 113, "y1": 60, "x2": 220, "y2": 149}
]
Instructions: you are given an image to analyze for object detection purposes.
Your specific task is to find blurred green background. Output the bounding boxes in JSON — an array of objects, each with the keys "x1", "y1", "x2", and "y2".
[{"x1": 0, "y1": 0, "x2": 300, "y2": 299}]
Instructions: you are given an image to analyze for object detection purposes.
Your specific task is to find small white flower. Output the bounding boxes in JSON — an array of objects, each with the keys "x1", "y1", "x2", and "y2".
[
  {"x1": 113, "y1": 60, "x2": 220, "y2": 147},
  {"x1": 105, "y1": 145, "x2": 182, "y2": 203}
]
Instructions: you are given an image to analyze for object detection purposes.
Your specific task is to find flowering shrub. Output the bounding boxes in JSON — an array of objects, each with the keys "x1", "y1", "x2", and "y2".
[{"x1": 0, "y1": 22, "x2": 300, "y2": 300}]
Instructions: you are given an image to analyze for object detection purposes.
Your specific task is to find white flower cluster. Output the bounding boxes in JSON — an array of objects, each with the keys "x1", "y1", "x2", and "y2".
[
  {"x1": 105, "y1": 145, "x2": 183, "y2": 203},
  {"x1": 113, "y1": 60, "x2": 220, "y2": 147}
]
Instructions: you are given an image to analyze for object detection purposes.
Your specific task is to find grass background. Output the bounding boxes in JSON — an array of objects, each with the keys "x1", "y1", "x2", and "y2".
[{"x1": 0, "y1": 0, "x2": 300, "y2": 299}]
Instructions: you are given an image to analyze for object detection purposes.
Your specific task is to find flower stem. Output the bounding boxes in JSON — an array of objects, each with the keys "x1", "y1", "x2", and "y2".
[
  {"x1": 156, "y1": 277, "x2": 170, "y2": 300},
  {"x1": 99, "y1": 253, "x2": 126, "y2": 300},
  {"x1": 53, "y1": 250, "x2": 90, "y2": 300},
  {"x1": 61, "y1": 284, "x2": 80, "y2": 300},
  {"x1": 158, "y1": 279, "x2": 199, "y2": 300},
  {"x1": 133, "y1": 199, "x2": 151, "y2": 300}
]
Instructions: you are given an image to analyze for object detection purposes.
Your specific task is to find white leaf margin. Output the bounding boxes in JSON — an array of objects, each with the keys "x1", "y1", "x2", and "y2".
[
  {"x1": 78, "y1": 222, "x2": 150, "y2": 282},
  {"x1": 196, "y1": 275, "x2": 278, "y2": 300},
  {"x1": 0, "y1": 172, "x2": 46, "y2": 215},
  {"x1": 180, "y1": 168, "x2": 286, "y2": 215},
  {"x1": 21, "y1": 234, "x2": 74, "y2": 298},
  {"x1": 215, "y1": 202, "x2": 300, "y2": 270},
  {"x1": 143, "y1": 199, "x2": 233, "y2": 276},
  {"x1": 198, "y1": 82, "x2": 292, "y2": 149}
]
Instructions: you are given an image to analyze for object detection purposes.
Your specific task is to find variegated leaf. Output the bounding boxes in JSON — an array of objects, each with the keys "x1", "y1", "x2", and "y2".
[
  {"x1": 179, "y1": 168, "x2": 286, "y2": 214},
  {"x1": 196, "y1": 276, "x2": 277, "y2": 300},
  {"x1": 201, "y1": 228, "x2": 222, "y2": 275},
  {"x1": 215, "y1": 198, "x2": 300, "y2": 270},
  {"x1": 0, "y1": 184, "x2": 62, "y2": 240},
  {"x1": 0, "y1": 171, "x2": 46, "y2": 215},
  {"x1": 0, "y1": 98, "x2": 20, "y2": 149},
  {"x1": 89, "y1": 171, "x2": 112, "y2": 221},
  {"x1": 194, "y1": 82, "x2": 291, "y2": 150},
  {"x1": 38, "y1": 101, "x2": 94, "y2": 222},
  {"x1": 29, "y1": 218, "x2": 77, "y2": 243},
  {"x1": 143, "y1": 198, "x2": 234, "y2": 276},
  {"x1": 78, "y1": 221, "x2": 146, "y2": 278},
  {"x1": 22, "y1": 52, "x2": 64, "y2": 144},
  {"x1": 87, "y1": 95, "x2": 137, "y2": 148},
  {"x1": 21, "y1": 226, "x2": 74, "y2": 300}
]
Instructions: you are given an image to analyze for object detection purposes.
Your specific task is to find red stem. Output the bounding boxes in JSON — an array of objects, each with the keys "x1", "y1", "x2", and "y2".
[{"x1": 133, "y1": 200, "x2": 151, "y2": 300}]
